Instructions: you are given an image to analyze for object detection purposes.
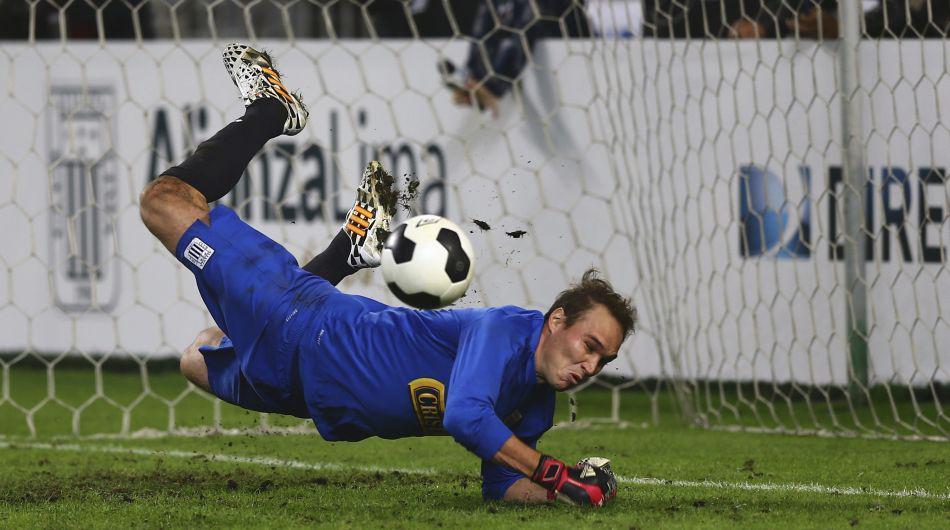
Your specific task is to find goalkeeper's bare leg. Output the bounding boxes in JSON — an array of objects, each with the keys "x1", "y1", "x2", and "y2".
[
  {"x1": 180, "y1": 326, "x2": 225, "y2": 392},
  {"x1": 140, "y1": 177, "x2": 211, "y2": 254}
]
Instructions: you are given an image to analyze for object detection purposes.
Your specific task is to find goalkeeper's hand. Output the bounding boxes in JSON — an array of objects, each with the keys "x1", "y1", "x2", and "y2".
[{"x1": 530, "y1": 455, "x2": 618, "y2": 507}]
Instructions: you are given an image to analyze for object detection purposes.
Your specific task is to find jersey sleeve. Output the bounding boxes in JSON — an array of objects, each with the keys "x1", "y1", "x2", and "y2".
[
  {"x1": 480, "y1": 435, "x2": 538, "y2": 501},
  {"x1": 480, "y1": 388, "x2": 556, "y2": 500},
  {"x1": 442, "y1": 310, "x2": 521, "y2": 461}
]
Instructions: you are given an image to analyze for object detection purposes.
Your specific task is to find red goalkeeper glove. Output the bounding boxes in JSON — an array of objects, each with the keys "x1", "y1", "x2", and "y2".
[{"x1": 531, "y1": 455, "x2": 618, "y2": 506}]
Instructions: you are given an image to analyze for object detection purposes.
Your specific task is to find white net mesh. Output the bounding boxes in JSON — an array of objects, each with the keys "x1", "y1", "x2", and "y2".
[{"x1": 0, "y1": 0, "x2": 947, "y2": 440}]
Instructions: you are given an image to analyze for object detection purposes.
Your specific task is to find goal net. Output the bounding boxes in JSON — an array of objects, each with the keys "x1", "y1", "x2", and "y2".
[{"x1": 0, "y1": 0, "x2": 946, "y2": 441}]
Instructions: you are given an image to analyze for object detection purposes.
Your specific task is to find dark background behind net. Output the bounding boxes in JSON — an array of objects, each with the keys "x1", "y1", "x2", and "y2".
[{"x1": 1, "y1": 1, "x2": 946, "y2": 41}]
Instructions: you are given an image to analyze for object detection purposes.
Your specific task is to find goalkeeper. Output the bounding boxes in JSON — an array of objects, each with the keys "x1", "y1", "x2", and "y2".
[{"x1": 140, "y1": 44, "x2": 635, "y2": 506}]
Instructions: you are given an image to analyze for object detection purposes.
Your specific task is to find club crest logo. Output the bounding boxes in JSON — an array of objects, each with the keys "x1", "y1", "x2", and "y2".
[
  {"x1": 738, "y1": 164, "x2": 812, "y2": 259},
  {"x1": 184, "y1": 237, "x2": 215, "y2": 269},
  {"x1": 47, "y1": 85, "x2": 119, "y2": 312}
]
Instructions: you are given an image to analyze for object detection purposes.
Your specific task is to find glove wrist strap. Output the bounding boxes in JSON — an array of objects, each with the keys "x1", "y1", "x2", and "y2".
[{"x1": 531, "y1": 454, "x2": 565, "y2": 494}]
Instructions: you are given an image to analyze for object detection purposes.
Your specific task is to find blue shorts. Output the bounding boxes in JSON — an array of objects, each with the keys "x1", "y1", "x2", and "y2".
[{"x1": 176, "y1": 205, "x2": 332, "y2": 417}]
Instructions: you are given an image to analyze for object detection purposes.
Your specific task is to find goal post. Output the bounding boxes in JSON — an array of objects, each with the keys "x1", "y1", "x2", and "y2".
[
  {"x1": 838, "y1": 0, "x2": 870, "y2": 402},
  {"x1": 0, "y1": 1, "x2": 947, "y2": 441}
]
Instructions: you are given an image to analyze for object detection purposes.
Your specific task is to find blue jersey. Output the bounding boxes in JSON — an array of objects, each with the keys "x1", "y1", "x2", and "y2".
[
  {"x1": 294, "y1": 298, "x2": 550, "y2": 447},
  {"x1": 179, "y1": 206, "x2": 555, "y2": 500},
  {"x1": 291, "y1": 294, "x2": 556, "y2": 498}
]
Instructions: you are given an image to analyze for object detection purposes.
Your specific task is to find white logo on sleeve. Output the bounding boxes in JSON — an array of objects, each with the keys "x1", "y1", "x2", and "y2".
[{"x1": 184, "y1": 237, "x2": 215, "y2": 269}]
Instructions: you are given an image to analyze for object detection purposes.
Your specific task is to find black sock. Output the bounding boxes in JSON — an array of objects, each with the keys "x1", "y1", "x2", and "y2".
[
  {"x1": 302, "y1": 229, "x2": 360, "y2": 286},
  {"x1": 161, "y1": 99, "x2": 286, "y2": 202}
]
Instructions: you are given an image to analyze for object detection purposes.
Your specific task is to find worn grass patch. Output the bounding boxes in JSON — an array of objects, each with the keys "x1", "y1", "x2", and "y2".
[{"x1": 1, "y1": 423, "x2": 948, "y2": 529}]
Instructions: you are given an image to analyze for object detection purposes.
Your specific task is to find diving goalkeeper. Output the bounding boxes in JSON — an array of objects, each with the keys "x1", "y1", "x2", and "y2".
[{"x1": 140, "y1": 44, "x2": 635, "y2": 506}]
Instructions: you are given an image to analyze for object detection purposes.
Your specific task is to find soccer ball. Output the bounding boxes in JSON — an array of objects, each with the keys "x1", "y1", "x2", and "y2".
[{"x1": 381, "y1": 215, "x2": 475, "y2": 309}]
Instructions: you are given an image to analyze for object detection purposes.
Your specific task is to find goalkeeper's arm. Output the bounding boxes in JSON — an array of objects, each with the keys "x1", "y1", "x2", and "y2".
[
  {"x1": 501, "y1": 478, "x2": 549, "y2": 503},
  {"x1": 491, "y1": 436, "x2": 617, "y2": 506},
  {"x1": 446, "y1": 314, "x2": 616, "y2": 505}
]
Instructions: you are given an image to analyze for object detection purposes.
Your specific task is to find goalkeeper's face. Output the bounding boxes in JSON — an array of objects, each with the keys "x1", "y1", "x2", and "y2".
[{"x1": 539, "y1": 304, "x2": 623, "y2": 391}]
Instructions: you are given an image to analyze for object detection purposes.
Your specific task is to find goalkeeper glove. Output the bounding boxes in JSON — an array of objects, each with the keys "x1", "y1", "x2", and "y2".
[{"x1": 530, "y1": 455, "x2": 618, "y2": 506}]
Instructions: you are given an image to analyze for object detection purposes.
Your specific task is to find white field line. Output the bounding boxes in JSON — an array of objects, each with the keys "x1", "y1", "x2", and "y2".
[
  {"x1": 618, "y1": 476, "x2": 949, "y2": 501},
  {"x1": 2, "y1": 441, "x2": 948, "y2": 502}
]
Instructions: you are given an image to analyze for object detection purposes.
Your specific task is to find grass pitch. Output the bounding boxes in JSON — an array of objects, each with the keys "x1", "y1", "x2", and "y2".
[{"x1": 1, "y1": 366, "x2": 948, "y2": 528}]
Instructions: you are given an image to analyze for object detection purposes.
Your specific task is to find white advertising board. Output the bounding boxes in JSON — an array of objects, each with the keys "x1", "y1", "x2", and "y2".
[{"x1": 0, "y1": 40, "x2": 946, "y2": 386}]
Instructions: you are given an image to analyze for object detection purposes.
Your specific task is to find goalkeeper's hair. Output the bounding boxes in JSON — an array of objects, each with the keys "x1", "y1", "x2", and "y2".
[{"x1": 545, "y1": 268, "x2": 637, "y2": 340}]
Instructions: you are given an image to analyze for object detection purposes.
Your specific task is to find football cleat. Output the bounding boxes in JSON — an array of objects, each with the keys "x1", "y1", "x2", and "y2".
[
  {"x1": 345, "y1": 161, "x2": 397, "y2": 268},
  {"x1": 222, "y1": 43, "x2": 308, "y2": 136}
]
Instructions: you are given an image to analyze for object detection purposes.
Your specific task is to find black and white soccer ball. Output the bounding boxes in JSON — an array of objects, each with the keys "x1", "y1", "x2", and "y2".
[{"x1": 381, "y1": 215, "x2": 475, "y2": 309}]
